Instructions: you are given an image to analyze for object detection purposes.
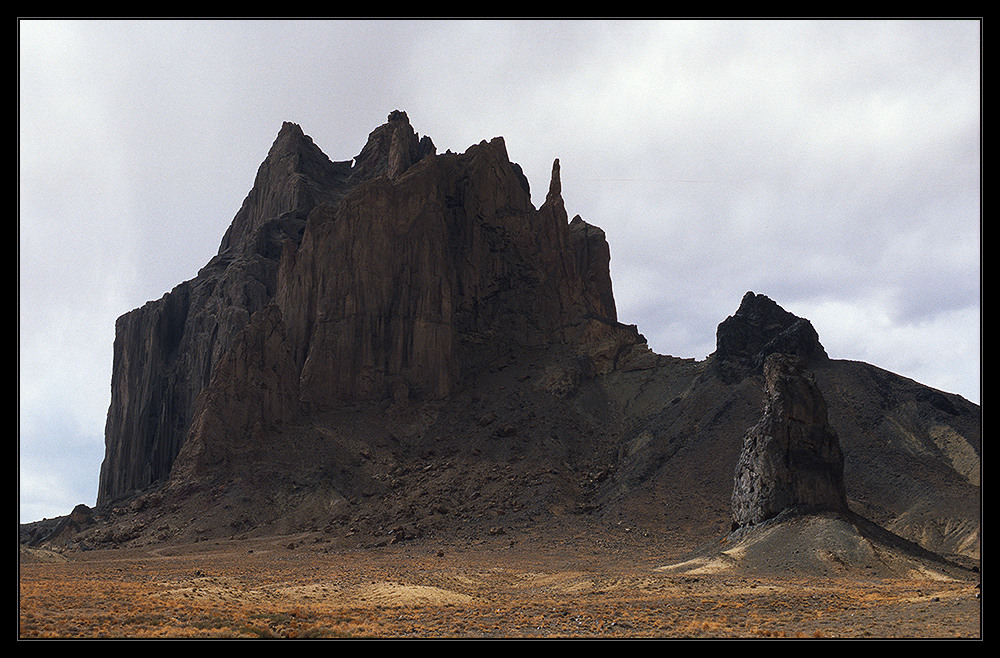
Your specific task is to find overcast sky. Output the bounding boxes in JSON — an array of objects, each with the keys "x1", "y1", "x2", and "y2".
[{"x1": 19, "y1": 19, "x2": 980, "y2": 523}]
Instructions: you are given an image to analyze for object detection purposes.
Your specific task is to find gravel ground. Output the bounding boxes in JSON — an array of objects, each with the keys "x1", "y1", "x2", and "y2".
[{"x1": 19, "y1": 525, "x2": 981, "y2": 639}]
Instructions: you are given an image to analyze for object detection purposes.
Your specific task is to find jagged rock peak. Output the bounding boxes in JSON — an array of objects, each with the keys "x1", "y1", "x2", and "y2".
[
  {"x1": 219, "y1": 120, "x2": 350, "y2": 256},
  {"x1": 273, "y1": 118, "x2": 628, "y2": 406},
  {"x1": 712, "y1": 291, "x2": 828, "y2": 383},
  {"x1": 277, "y1": 120, "x2": 306, "y2": 139},
  {"x1": 547, "y1": 158, "x2": 562, "y2": 201},
  {"x1": 349, "y1": 110, "x2": 436, "y2": 183},
  {"x1": 731, "y1": 353, "x2": 849, "y2": 532},
  {"x1": 569, "y1": 215, "x2": 617, "y2": 322}
]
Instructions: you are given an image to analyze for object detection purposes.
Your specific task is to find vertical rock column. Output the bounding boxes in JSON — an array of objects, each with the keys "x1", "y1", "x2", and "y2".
[{"x1": 731, "y1": 353, "x2": 849, "y2": 531}]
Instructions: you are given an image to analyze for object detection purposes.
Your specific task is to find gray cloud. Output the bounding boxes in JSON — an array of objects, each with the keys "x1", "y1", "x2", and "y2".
[{"x1": 19, "y1": 19, "x2": 980, "y2": 522}]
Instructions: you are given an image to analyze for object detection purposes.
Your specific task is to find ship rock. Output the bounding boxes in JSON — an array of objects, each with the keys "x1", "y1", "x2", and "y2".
[{"x1": 70, "y1": 112, "x2": 977, "y2": 566}]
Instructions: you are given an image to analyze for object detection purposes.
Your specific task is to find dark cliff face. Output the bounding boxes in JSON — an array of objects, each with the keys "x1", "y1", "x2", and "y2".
[
  {"x1": 711, "y1": 291, "x2": 829, "y2": 384},
  {"x1": 98, "y1": 112, "x2": 628, "y2": 505},
  {"x1": 218, "y1": 121, "x2": 352, "y2": 255},
  {"x1": 731, "y1": 353, "x2": 849, "y2": 531},
  {"x1": 275, "y1": 139, "x2": 624, "y2": 408}
]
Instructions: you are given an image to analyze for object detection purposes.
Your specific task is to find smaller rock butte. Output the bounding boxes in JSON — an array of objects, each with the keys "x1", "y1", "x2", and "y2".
[{"x1": 712, "y1": 291, "x2": 828, "y2": 384}]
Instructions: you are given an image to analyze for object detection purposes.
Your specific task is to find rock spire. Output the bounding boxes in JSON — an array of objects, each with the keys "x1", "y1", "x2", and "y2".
[{"x1": 731, "y1": 353, "x2": 849, "y2": 532}]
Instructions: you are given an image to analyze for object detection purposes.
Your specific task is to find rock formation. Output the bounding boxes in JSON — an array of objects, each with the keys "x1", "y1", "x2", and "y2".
[
  {"x1": 712, "y1": 291, "x2": 828, "y2": 384},
  {"x1": 76, "y1": 112, "x2": 978, "y2": 567},
  {"x1": 273, "y1": 141, "x2": 626, "y2": 410},
  {"x1": 98, "y1": 111, "x2": 637, "y2": 504},
  {"x1": 731, "y1": 353, "x2": 849, "y2": 531},
  {"x1": 21, "y1": 504, "x2": 94, "y2": 547},
  {"x1": 97, "y1": 121, "x2": 349, "y2": 506}
]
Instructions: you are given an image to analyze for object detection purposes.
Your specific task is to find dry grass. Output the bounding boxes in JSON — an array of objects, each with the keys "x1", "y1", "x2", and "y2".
[{"x1": 19, "y1": 533, "x2": 980, "y2": 639}]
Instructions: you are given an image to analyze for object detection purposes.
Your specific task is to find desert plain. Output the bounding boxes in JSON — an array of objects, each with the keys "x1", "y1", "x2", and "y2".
[{"x1": 19, "y1": 519, "x2": 981, "y2": 640}]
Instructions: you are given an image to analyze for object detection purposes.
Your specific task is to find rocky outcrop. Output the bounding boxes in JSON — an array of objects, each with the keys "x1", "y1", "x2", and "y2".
[
  {"x1": 21, "y1": 504, "x2": 95, "y2": 547},
  {"x1": 97, "y1": 122, "x2": 349, "y2": 507},
  {"x1": 712, "y1": 291, "x2": 828, "y2": 384},
  {"x1": 99, "y1": 112, "x2": 633, "y2": 502},
  {"x1": 348, "y1": 109, "x2": 437, "y2": 184},
  {"x1": 219, "y1": 121, "x2": 352, "y2": 255},
  {"x1": 274, "y1": 130, "x2": 632, "y2": 410},
  {"x1": 168, "y1": 304, "x2": 302, "y2": 481},
  {"x1": 88, "y1": 113, "x2": 979, "y2": 567},
  {"x1": 569, "y1": 213, "x2": 617, "y2": 323},
  {"x1": 731, "y1": 353, "x2": 849, "y2": 531}
]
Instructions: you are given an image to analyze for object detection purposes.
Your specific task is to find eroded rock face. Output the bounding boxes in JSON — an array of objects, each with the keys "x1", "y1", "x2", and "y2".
[
  {"x1": 99, "y1": 112, "x2": 634, "y2": 502},
  {"x1": 169, "y1": 304, "x2": 301, "y2": 481},
  {"x1": 97, "y1": 122, "x2": 349, "y2": 507},
  {"x1": 569, "y1": 214, "x2": 617, "y2": 323},
  {"x1": 731, "y1": 353, "x2": 849, "y2": 531},
  {"x1": 712, "y1": 291, "x2": 828, "y2": 384},
  {"x1": 274, "y1": 134, "x2": 631, "y2": 410},
  {"x1": 348, "y1": 109, "x2": 437, "y2": 183}
]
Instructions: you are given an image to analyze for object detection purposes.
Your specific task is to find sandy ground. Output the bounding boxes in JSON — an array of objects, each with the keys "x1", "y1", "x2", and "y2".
[{"x1": 19, "y1": 526, "x2": 981, "y2": 639}]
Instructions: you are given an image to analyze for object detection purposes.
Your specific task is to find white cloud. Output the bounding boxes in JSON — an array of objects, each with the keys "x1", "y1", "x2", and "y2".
[{"x1": 794, "y1": 297, "x2": 980, "y2": 402}]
